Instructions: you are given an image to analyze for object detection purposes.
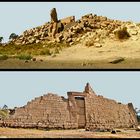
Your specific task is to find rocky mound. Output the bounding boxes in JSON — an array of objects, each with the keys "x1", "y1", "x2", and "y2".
[{"x1": 10, "y1": 8, "x2": 140, "y2": 48}]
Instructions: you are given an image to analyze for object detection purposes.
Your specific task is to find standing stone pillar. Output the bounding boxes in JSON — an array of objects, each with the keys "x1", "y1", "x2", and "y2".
[
  {"x1": 52, "y1": 22, "x2": 58, "y2": 38},
  {"x1": 49, "y1": 8, "x2": 58, "y2": 39},
  {"x1": 50, "y1": 8, "x2": 58, "y2": 23}
]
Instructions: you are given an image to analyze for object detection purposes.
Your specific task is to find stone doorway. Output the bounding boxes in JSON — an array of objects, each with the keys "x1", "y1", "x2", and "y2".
[{"x1": 75, "y1": 97, "x2": 86, "y2": 128}]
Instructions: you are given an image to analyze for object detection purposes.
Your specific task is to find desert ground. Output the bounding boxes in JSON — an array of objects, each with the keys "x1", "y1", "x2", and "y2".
[
  {"x1": 1, "y1": 38, "x2": 140, "y2": 69},
  {"x1": 0, "y1": 127, "x2": 140, "y2": 138},
  {"x1": 1, "y1": 58, "x2": 140, "y2": 69}
]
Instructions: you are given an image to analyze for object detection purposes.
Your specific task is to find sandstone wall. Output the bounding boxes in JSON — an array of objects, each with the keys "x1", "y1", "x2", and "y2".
[
  {"x1": 4, "y1": 93, "x2": 77, "y2": 129},
  {"x1": 85, "y1": 93, "x2": 138, "y2": 131},
  {"x1": 1, "y1": 83, "x2": 138, "y2": 130}
]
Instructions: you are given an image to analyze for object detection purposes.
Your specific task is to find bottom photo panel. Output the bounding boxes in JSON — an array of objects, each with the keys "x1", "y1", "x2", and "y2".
[{"x1": 0, "y1": 71, "x2": 140, "y2": 138}]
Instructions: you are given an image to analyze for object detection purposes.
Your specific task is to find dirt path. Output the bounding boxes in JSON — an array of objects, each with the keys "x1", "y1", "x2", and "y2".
[
  {"x1": 0, "y1": 127, "x2": 140, "y2": 138},
  {"x1": 0, "y1": 58, "x2": 140, "y2": 69}
]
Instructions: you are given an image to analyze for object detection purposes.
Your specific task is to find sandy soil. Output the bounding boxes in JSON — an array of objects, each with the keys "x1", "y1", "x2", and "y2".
[
  {"x1": 1, "y1": 58, "x2": 140, "y2": 69},
  {"x1": 0, "y1": 127, "x2": 140, "y2": 138},
  {"x1": 46, "y1": 38, "x2": 140, "y2": 61},
  {"x1": 0, "y1": 38, "x2": 140, "y2": 69}
]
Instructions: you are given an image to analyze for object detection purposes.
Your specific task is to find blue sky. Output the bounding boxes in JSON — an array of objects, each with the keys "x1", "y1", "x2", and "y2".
[
  {"x1": 0, "y1": 72, "x2": 140, "y2": 110},
  {"x1": 0, "y1": 2, "x2": 140, "y2": 42}
]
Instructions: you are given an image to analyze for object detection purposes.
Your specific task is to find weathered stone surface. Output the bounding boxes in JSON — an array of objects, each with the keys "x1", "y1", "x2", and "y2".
[
  {"x1": 31, "y1": 58, "x2": 36, "y2": 61},
  {"x1": 60, "y1": 16, "x2": 75, "y2": 25},
  {"x1": 94, "y1": 43, "x2": 102, "y2": 48},
  {"x1": 1, "y1": 83, "x2": 138, "y2": 130},
  {"x1": 50, "y1": 8, "x2": 58, "y2": 22},
  {"x1": 11, "y1": 10, "x2": 127, "y2": 46}
]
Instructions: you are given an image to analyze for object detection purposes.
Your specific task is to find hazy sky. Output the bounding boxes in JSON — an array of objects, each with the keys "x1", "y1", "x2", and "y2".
[
  {"x1": 0, "y1": 2, "x2": 140, "y2": 42},
  {"x1": 0, "y1": 71, "x2": 140, "y2": 110}
]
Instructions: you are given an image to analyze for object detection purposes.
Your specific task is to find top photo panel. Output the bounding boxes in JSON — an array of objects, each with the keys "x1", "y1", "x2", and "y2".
[{"x1": 0, "y1": 2, "x2": 140, "y2": 69}]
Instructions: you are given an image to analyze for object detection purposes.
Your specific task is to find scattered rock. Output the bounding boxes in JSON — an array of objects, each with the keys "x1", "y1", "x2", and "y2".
[
  {"x1": 10, "y1": 9, "x2": 138, "y2": 48},
  {"x1": 64, "y1": 22, "x2": 77, "y2": 31},
  {"x1": 43, "y1": 45, "x2": 47, "y2": 48},
  {"x1": 31, "y1": 58, "x2": 36, "y2": 61},
  {"x1": 24, "y1": 60, "x2": 29, "y2": 63},
  {"x1": 85, "y1": 127, "x2": 90, "y2": 131},
  {"x1": 69, "y1": 42, "x2": 74, "y2": 45},
  {"x1": 136, "y1": 126, "x2": 140, "y2": 131},
  {"x1": 56, "y1": 34, "x2": 63, "y2": 43},
  {"x1": 108, "y1": 57, "x2": 125, "y2": 64},
  {"x1": 111, "y1": 130, "x2": 116, "y2": 134},
  {"x1": 35, "y1": 40, "x2": 40, "y2": 43},
  {"x1": 130, "y1": 30, "x2": 138, "y2": 35},
  {"x1": 116, "y1": 130, "x2": 121, "y2": 132},
  {"x1": 66, "y1": 38, "x2": 72, "y2": 43},
  {"x1": 94, "y1": 43, "x2": 102, "y2": 48},
  {"x1": 81, "y1": 62, "x2": 87, "y2": 66}
]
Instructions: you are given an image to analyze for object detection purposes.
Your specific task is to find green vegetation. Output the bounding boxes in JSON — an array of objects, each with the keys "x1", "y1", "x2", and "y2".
[
  {"x1": 39, "y1": 49, "x2": 52, "y2": 55},
  {"x1": 0, "y1": 37, "x2": 3, "y2": 43},
  {"x1": 0, "y1": 55, "x2": 8, "y2": 60},
  {"x1": 0, "y1": 110, "x2": 9, "y2": 119},
  {"x1": 115, "y1": 27, "x2": 130, "y2": 40},
  {"x1": 0, "y1": 41, "x2": 69, "y2": 60},
  {"x1": 9, "y1": 33, "x2": 18, "y2": 40},
  {"x1": 16, "y1": 54, "x2": 32, "y2": 60},
  {"x1": 0, "y1": 105, "x2": 9, "y2": 119}
]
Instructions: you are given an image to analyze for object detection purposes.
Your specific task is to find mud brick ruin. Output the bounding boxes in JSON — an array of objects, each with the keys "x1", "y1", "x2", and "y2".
[{"x1": 1, "y1": 83, "x2": 138, "y2": 131}]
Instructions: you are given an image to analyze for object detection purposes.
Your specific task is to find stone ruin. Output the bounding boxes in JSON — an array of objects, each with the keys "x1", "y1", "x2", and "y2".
[
  {"x1": 0, "y1": 83, "x2": 138, "y2": 131},
  {"x1": 10, "y1": 8, "x2": 140, "y2": 47}
]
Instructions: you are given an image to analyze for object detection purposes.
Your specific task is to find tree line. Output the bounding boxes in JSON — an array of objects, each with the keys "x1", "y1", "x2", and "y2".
[{"x1": 0, "y1": 33, "x2": 19, "y2": 43}]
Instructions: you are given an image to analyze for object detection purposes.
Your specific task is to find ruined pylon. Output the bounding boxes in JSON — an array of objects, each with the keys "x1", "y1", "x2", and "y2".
[{"x1": 1, "y1": 83, "x2": 138, "y2": 130}]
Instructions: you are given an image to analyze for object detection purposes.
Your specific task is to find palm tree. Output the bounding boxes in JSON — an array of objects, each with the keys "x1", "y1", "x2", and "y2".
[
  {"x1": 0, "y1": 37, "x2": 3, "y2": 43},
  {"x1": 2, "y1": 104, "x2": 8, "y2": 110},
  {"x1": 9, "y1": 33, "x2": 18, "y2": 40}
]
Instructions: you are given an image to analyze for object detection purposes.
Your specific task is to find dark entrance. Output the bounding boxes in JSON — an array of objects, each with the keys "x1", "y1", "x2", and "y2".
[{"x1": 75, "y1": 97, "x2": 86, "y2": 128}]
